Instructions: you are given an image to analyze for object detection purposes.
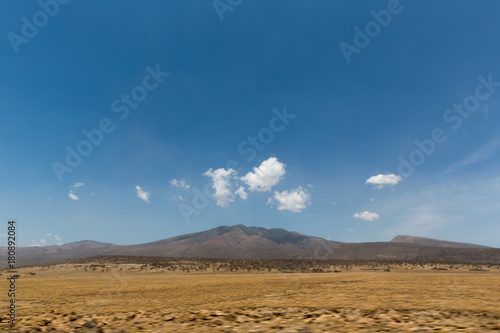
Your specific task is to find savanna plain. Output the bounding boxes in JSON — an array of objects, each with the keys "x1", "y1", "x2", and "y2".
[{"x1": 1, "y1": 258, "x2": 500, "y2": 332}]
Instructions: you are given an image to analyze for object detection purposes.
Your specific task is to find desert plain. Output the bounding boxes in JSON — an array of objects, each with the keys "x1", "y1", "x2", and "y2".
[{"x1": 1, "y1": 258, "x2": 500, "y2": 332}]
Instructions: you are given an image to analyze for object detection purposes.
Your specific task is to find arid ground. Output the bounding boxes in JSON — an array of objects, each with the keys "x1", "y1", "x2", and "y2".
[{"x1": 1, "y1": 260, "x2": 500, "y2": 332}]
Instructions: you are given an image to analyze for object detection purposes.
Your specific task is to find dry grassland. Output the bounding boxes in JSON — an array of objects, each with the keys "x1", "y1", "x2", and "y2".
[{"x1": 1, "y1": 263, "x2": 499, "y2": 332}]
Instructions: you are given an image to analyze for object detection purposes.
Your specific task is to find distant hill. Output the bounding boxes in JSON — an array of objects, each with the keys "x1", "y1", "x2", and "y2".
[
  {"x1": 1, "y1": 225, "x2": 499, "y2": 267},
  {"x1": 391, "y1": 235, "x2": 490, "y2": 249}
]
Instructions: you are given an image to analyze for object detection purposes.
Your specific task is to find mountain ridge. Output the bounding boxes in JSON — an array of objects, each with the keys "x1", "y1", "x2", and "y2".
[{"x1": 1, "y1": 225, "x2": 498, "y2": 267}]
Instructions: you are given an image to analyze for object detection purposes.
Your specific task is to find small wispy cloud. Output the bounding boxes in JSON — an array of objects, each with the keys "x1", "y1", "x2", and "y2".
[
  {"x1": 331, "y1": 201, "x2": 336, "y2": 206},
  {"x1": 353, "y1": 211, "x2": 380, "y2": 221},
  {"x1": 388, "y1": 204, "x2": 454, "y2": 236},
  {"x1": 170, "y1": 178, "x2": 190, "y2": 189},
  {"x1": 172, "y1": 195, "x2": 186, "y2": 202},
  {"x1": 369, "y1": 198, "x2": 375, "y2": 202},
  {"x1": 447, "y1": 137, "x2": 500, "y2": 173},
  {"x1": 55, "y1": 234, "x2": 62, "y2": 245},
  {"x1": 68, "y1": 182, "x2": 84, "y2": 200},
  {"x1": 30, "y1": 233, "x2": 63, "y2": 247},
  {"x1": 366, "y1": 174, "x2": 402, "y2": 189},
  {"x1": 135, "y1": 185, "x2": 151, "y2": 203},
  {"x1": 347, "y1": 228, "x2": 355, "y2": 232},
  {"x1": 68, "y1": 190, "x2": 79, "y2": 201}
]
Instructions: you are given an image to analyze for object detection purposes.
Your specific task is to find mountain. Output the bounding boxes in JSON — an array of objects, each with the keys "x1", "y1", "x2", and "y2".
[
  {"x1": 1, "y1": 225, "x2": 499, "y2": 267},
  {"x1": 113, "y1": 224, "x2": 341, "y2": 259},
  {"x1": 391, "y1": 235, "x2": 491, "y2": 249}
]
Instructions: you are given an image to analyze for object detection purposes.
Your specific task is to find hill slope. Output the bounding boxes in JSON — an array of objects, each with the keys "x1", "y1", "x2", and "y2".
[{"x1": 391, "y1": 235, "x2": 490, "y2": 248}]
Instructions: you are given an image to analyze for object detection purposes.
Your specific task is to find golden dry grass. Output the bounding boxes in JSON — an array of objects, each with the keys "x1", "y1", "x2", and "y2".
[{"x1": 1, "y1": 263, "x2": 500, "y2": 332}]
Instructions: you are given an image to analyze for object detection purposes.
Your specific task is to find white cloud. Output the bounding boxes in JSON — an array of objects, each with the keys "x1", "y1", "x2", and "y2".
[
  {"x1": 68, "y1": 190, "x2": 79, "y2": 201},
  {"x1": 30, "y1": 241, "x2": 41, "y2": 247},
  {"x1": 369, "y1": 198, "x2": 376, "y2": 202},
  {"x1": 135, "y1": 185, "x2": 151, "y2": 203},
  {"x1": 68, "y1": 182, "x2": 84, "y2": 200},
  {"x1": 347, "y1": 228, "x2": 355, "y2": 232},
  {"x1": 353, "y1": 211, "x2": 380, "y2": 221},
  {"x1": 366, "y1": 174, "x2": 402, "y2": 189},
  {"x1": 170, "y1": 178, "x2": 190, "y2": 189},
  {"x1": 241, "y1": 157, "x2": 285, "y2": 192},
  {"x1": 203, "y1": 168, "x2": 236, "y2": 207},
  {"x1": 447, "y1": 137, "x2": 500, "y2": 173},
  {"x1": 235, "y1": 186, "x2": 248, "y2": 201},
  {"x1": 39, "y1": 238, "x2": 46, "y2": 245},
  {"x1": 45, "y1": 233, "x2": 52, "y2": 237},
  {"x1": 55, "y1": 234, "x2": 61, "y2": 242},
  {"x1": 268, "y1": 186, "x2": 311, "y2": 212}
]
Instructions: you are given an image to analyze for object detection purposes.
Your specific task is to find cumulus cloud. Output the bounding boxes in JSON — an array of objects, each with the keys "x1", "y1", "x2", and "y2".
[
  {"x1": 366, "y1": 174, "x2": 402, "y2": 189},
  {"x1": 235, "y1": 186, "x2": 248, "y2": 201},
  {"x1": 267, "y1": 186, "x2": 310, "y2": 212},
  {"x1": 68, "y1": 190, "x2": 79, "y2": 201},
  {"x1": 203, "y1": 168, "x2": 236, "y2": 207},
  {"x1": 241, "y1": 157, "x2": 285, "y2": 192},
  {"x1": 170, "y1": 178, "x2": 190, "y2": 189},
  {"x1": 135, "y1": 185, "x2": 151, "y2": 203},
  {"x1": 353, "y1": 211, "x2": 380, "y2": 221}
]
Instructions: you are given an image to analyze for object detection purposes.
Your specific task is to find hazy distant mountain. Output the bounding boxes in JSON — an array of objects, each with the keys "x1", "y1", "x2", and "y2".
[
  {"x1": 391, "y1": 235, "x2": 490, "y2": 249},
  {"x1": 1, "y1": 225, "x2": 499, "y2": 267}
]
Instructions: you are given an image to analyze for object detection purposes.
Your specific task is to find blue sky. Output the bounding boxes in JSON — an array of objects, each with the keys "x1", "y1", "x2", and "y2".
[{"x1": 1, "y1": 0, "x2": 500, "y2": 247}]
